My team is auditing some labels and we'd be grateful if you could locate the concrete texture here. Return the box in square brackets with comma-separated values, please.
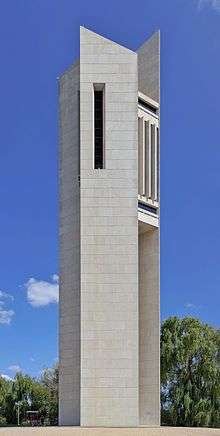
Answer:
[59, 61, 80, 425]
[139, 230, 160, 425]
[80, 26, 138, 427]
[1, 427, 219, 436]
[137, 28, 160, 427]
[59, 27, 161, 428]
[137, 31, 160, 103]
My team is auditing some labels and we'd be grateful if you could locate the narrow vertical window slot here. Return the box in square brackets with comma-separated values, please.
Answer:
[151, 124, 156, 201]
[154, 124, 158, 202]
[142, 119, 146, 197]
[145, 121, 151, 200]
[156, 127, 160, 202]
[94, 84, 104, 169]
[138, 117, 144, 195]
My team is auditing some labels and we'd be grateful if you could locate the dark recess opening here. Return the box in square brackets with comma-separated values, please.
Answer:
[138, 98, 157, 114]
[94, 90, 104, 169]
[138, 201, 157, 215]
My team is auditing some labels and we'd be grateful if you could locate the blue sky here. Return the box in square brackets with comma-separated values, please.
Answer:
[0, 0, 219, 379]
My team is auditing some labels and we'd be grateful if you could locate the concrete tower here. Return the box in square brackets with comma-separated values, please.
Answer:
[59, 27, 160, 427]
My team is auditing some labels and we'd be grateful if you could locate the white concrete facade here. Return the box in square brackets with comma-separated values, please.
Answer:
[59, 27, 160, 427]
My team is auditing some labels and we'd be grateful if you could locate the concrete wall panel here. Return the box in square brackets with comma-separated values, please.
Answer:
[80, 27, 138, 427]
[59, 61, 80, 426]
[139, 229, 160, 426]
[137, 31, 160, 103]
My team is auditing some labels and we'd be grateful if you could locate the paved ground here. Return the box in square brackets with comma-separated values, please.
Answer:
[0, 427, 219, 436]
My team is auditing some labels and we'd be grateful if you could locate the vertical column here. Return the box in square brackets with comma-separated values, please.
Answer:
[139, 229, 160, 426]
[156, 126, 160, 202]
[142, 118, 146, 197]
[59, 62, 81, 426]
[151, 124, 157, 202]
[80, 27, 138, 427]
[137, 28, 160, 428]
[145, 120, 151, 200]
[138, 117, 143, 196]
[154, 124, 158, 202]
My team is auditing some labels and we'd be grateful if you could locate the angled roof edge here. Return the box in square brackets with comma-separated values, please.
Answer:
[59, 59, 79, 80]
[80, 26, 137, 56]
[136, 30, 160, 54]
[136, 30, 160, 103]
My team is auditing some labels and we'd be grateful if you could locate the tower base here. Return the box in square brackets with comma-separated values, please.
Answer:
[1, 426, 219, 436]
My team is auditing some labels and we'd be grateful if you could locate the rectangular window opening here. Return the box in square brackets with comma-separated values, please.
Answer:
[138, 201, 157, 215]
[157, 127, 160, 201]
[94, 84, 105, 169]
[151, 124, 155, 200]
[138, 98, 157, 115]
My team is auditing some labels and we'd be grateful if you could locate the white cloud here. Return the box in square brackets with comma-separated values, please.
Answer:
[185, 303, 196, 308]
[1, 374, 13, 381]
[8, 365, 21, 373]
[30, 357, 35, 362]
[25, 275, 59, 307]
[0, 309, 14, 325]
[184, 302, 202, 310]
[198, 0, 220, 12]
[0, 291, 14, 325]
[52, 274, 59, 283]
[0, 291, 14, 301]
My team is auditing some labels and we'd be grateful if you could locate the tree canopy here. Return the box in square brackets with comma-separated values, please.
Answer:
[0, 317, 220, 427]
[161, 316, 220, 428]
[0, 364, 58, 426]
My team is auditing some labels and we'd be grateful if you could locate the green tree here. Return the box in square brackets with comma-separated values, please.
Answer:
[40, 363, 58, 425]
[161, 316, 220, 427]
[5, 373, 36, 424]
[0, 376, 10, 425]
[0, 365, 58, 426]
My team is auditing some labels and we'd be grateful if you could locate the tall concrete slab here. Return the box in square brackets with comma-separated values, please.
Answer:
[139, 229, 160, 425]
[137, 31, 160, 103]
[137, 30, 160, 426]
[59, 27, 160, 428]
[80, 27, 139, 427]
[59, 61, 81, 425]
